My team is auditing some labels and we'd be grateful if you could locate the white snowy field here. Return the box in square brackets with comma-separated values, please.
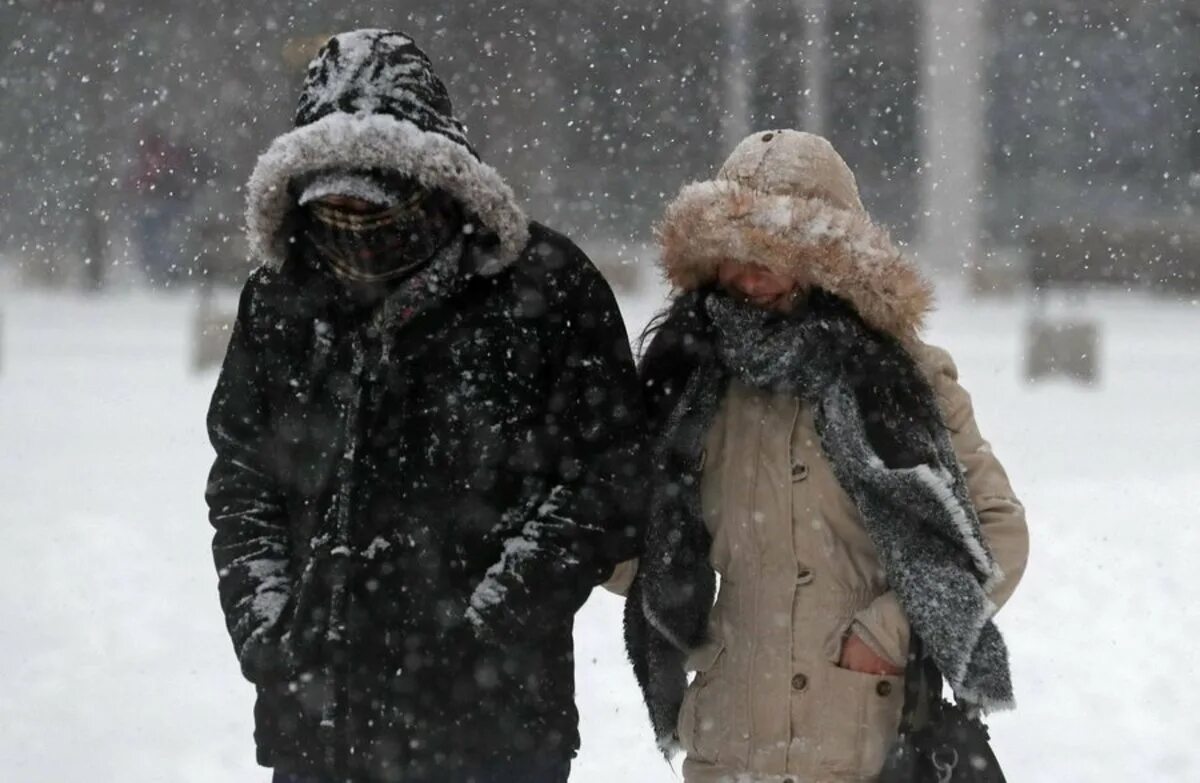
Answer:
[1, 280, 1199, 782]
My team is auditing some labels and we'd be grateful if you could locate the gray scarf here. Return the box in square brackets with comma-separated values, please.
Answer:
[630, 291, 1013, 753]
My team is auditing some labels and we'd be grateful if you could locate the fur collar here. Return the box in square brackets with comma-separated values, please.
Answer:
[246, 112, 529, 273]
[657, 180, 933, 345]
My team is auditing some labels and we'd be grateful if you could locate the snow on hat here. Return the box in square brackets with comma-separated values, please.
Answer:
[246, 29, 528, 273]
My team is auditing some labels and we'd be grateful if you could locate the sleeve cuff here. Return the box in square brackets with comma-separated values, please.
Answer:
[851, 593, 910, 668]
[602, 559, 639, 596]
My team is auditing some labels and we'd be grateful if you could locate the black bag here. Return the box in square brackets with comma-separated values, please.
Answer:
[879, 636, 1006, 783]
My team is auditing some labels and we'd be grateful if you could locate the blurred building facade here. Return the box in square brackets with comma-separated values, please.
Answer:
[0, 0, 1196, 287]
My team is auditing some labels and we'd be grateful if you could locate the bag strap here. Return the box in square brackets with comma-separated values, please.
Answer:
[897, 633, 945, 735]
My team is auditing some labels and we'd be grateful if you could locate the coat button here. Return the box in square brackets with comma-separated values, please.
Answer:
[792, 673, 808, 691]
[876, 681, 894, 697]
[791, 461, 809, 481]
[696, 449, 707, 472]
[795, 567, 814, 585]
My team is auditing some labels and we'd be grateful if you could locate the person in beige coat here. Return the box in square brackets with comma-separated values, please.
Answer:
[619, 130, 1029, 783]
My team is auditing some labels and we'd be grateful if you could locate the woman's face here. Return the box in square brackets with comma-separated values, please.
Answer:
[717, 261, 801, 311]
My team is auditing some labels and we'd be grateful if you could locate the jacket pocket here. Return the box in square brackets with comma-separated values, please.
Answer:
[677, 640, 727, 764]
[858, 667, 904, 777]
[282, 554, 336, 671]
[818, 664, 904, 779]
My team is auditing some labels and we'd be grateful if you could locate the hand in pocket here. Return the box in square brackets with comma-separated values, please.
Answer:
[839, 634, 903, 676]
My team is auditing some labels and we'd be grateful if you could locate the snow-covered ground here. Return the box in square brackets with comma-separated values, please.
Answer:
[1, 280, 1198, 781]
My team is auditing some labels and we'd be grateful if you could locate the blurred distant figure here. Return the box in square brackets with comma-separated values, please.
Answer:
[620, 130, 1029, 782]
[131, 131, 191, 286]
[205, 30, 644, 783]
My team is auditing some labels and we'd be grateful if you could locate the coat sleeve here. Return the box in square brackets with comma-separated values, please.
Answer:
[466, 248, 647, 642]
[205, 272, 293, 682]
[852, 345, 1030, 667]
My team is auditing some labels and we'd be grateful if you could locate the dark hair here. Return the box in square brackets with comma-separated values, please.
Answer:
[637, 300, 678, 358]
[632, 287, 720, 427]
[636, 286, 715, 360]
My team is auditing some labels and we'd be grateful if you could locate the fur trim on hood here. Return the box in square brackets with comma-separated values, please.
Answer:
[245, 30, 528, 274]
[658, 176, 933, 344]
[246, 112, 529, 274]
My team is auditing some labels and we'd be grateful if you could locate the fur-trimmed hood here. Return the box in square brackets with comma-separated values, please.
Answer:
[245, 30, 528, 273]
[657, 130, 933, 344]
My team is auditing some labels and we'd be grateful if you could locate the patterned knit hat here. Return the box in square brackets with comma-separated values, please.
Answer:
[246, 29, 528, 274]
[295, 31, 473, 155]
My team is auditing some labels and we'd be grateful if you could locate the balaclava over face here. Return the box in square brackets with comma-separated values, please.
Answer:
[298, 170, 462, 291]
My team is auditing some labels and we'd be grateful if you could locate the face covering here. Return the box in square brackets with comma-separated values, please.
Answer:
[302, 178, 461, 286]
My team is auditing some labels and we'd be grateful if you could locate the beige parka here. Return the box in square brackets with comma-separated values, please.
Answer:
[612, 130, 1029, 783]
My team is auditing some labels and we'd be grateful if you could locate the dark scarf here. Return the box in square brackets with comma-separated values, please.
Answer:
[302, 188, 462, 294]
[626, 290, 1013, 754]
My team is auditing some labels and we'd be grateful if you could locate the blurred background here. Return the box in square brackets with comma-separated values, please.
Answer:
[1, 1, 1198, 781]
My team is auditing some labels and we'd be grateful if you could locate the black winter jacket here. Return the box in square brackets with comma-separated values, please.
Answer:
[206, 223, 644, 781]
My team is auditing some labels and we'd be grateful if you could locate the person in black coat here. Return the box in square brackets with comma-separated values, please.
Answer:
[205, 30, 645, 783]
